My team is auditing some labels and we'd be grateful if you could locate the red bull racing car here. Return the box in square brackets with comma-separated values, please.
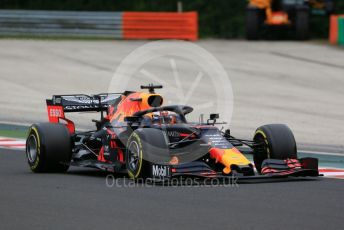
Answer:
[25, 84, 319, 182]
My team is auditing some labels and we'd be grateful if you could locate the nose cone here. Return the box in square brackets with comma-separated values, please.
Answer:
[209, 147, 251, 174]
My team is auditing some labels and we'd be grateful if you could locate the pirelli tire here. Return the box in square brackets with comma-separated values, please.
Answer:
[246, 6, 261, 40]
[253, 124, 297, 173]
[26, 123, 72, 173]
[125, 128, 169, 180]
[295, 6, 309, 40]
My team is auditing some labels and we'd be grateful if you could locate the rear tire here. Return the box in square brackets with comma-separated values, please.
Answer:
[26, 123, 72, 173]
[253, 124, 297, 173]
[246, 6, 261, 40]
[295, 7, 309, 40]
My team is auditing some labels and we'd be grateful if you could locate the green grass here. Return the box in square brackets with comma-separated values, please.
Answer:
[0, 123, 29, 139]
[0, 129, 28, 139]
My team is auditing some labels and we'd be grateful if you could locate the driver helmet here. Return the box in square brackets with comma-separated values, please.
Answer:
[151, 111, 177, 124]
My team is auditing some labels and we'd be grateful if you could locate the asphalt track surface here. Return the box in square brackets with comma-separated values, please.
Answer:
[0, 40, 343, 153]
[1, 148, 343, 230]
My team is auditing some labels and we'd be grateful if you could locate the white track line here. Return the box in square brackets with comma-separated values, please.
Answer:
[299, 150, 344, 157]
[319, 168, 344, 179]
[0, 137, 25, 149]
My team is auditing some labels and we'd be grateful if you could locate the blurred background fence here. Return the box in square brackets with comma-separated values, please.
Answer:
[0, 0, 344, 39]
[0, 10, 198, 40]
[0, 10, 122, 38]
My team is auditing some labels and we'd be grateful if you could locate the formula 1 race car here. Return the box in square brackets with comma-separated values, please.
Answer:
[25, 84, 319, 182]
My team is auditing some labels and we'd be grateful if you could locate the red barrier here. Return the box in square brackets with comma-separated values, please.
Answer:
[329, 15, 339, 44]
[123, 12, 198, 40]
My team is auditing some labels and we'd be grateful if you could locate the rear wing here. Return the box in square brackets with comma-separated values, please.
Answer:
[46, 93, 121, 123]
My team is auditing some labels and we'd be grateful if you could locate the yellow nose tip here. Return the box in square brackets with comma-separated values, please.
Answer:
[223, 167, 231, 174]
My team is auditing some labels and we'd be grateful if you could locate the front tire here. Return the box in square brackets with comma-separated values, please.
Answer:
[125, 131, 149, 179]
[253, 124, 297, 173]
[125, 128, 169, 180]
[26, 123, 72, 173]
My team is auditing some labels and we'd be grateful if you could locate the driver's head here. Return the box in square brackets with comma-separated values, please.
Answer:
[151, 111, 177, 124]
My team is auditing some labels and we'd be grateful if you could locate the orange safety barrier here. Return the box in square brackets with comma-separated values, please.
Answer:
[329, 15, 339, 44]
[122, 12, 198, 41]
[329, 14, 344, 45]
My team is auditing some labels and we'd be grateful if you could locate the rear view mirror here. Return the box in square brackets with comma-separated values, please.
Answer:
[210, 113, 219, 120]
[207, 113, 219, 125]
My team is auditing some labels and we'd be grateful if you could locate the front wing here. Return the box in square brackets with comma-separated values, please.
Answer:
[148, 158, 320, 184]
